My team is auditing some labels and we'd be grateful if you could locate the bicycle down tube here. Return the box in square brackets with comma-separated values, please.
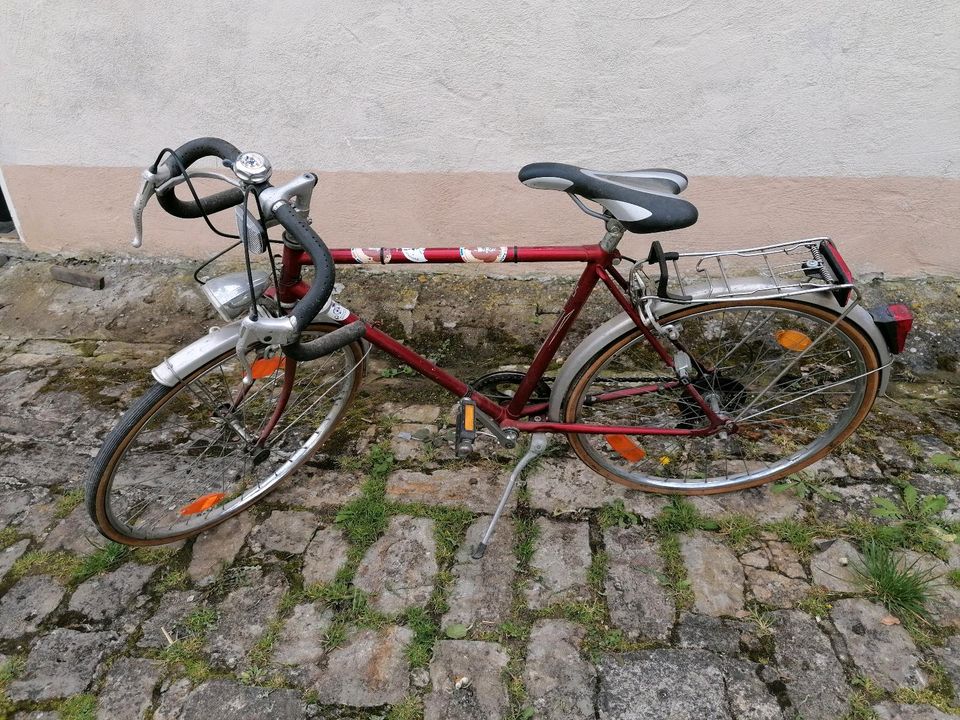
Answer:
[274, 242, 727, 436]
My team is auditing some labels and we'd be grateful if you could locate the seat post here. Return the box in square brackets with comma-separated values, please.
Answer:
[599, 218, 625, 252]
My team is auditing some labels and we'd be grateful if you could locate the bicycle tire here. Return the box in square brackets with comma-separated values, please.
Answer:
[86, 324, 365, 545]
[562, 299, 880, 493]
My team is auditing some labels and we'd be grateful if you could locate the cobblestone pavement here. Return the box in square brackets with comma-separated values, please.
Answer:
[1, 252, 959, 719]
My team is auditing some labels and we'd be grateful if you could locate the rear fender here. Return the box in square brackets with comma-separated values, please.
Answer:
[547, 291, 892, 421]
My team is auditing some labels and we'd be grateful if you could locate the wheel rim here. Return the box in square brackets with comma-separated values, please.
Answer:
[566, 302, 878, 491]
[101, 334, 362, 540]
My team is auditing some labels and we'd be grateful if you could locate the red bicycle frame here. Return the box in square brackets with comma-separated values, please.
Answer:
[275, 242, 725, 437]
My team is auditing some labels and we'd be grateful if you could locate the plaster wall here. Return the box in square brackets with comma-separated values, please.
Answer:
[1, 1, 957, 275]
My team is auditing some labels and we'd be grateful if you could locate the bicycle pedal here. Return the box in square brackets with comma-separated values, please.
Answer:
[455, 397, 478, 458]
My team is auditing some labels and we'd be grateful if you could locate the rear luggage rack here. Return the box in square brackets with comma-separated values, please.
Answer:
[630, 237, 857, 308]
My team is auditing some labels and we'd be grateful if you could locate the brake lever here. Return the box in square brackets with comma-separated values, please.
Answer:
[131, 171, 157, 248]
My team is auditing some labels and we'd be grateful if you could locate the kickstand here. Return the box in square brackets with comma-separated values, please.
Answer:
[471, 433, 549, 560]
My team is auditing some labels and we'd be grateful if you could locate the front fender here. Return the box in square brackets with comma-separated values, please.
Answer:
[151, 302, 362, 387]
[547, 291, 892, 421]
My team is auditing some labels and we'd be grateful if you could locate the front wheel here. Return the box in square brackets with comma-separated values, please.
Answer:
[86, 324, 365, 545]
[563, 299, 880, 493]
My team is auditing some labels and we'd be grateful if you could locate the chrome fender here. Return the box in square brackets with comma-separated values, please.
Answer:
[547, 290, 892, 422]
[151, 303, 358, 387]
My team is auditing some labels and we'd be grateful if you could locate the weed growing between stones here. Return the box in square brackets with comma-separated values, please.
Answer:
[652, 497, 719, 533]
[241, 617, 288, 689]
[766, 520, 816, 557]
[717, 514, 762, 549]
[597, 499, 640, 530]
[156, 606, 217, 682]
[0, 527, 19, 549]
[53, 489, 85, 519]
[656, 535, 694, 610]
[772, 471, 841, 502]
[0, 656, 24, 718]
[948, 569, 960, 589]
[9, 550, 83, 583]
[796, 586, 833, 619]
[850, 540, 938, 624]
[58, 693, 97, 720]
[385, 694, 423, 720]
[73, 542, 131, 583]
[868, 483, 956, 555]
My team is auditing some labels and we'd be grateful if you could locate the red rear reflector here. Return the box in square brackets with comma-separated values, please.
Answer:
[179, 492, 226, 516]
[819, 239, 854, 306]
[605, 435, 647, 462]
[868, 304, 913, 354]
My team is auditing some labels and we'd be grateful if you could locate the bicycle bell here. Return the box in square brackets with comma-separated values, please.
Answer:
[233, 152, 273, 184]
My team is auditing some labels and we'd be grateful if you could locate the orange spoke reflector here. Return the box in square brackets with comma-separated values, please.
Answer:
[776, 329, 813, 352]
[605, 434, 647, 462]
[251, 356, 286, 379]
[179, 492, 226, 516]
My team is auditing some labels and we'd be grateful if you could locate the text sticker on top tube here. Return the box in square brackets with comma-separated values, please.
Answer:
[460, 246, 508, 263]
[400, 248, 428, 263]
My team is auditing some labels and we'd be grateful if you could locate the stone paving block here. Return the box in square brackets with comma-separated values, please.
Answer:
[679, 531, 745, 617]
[523, 620, 595, 720]
[12, 712, 61, 720]
[312, 625, 412, 706]
[0, 575, 65, 639]
[6, 489, 58, 538]
[745, 568, 810, 608]
[910, 473, 960, 522]
[872, 702, 957, 720]
[689, 486, 801, 522]
[40, 505, 103, 555]
[354, 515, 437, 613]
[8, 628, 121, 701]
[386, 467, 513, 513]
[97, 657, 163, 720]
[137, 590, 199, 649]
[381, 402, 443, 423]
[0, 539, 30, 582]
[811, 483, 901, 524]
[206, 570, 287, 669]
[68, 563, 156, 621]
[153, 678, 192, 720]
[675, 613, 744, 655]
[425, 640, 510, 720]
[390, 422, 439, 461]
[810, 538, 863, 592]
[248, 510, 318, 555]
[771, 610, 849, 720]
[187, 512, 254, 586]
[841, 452, 883, 480]
[830, 598, 926, 691]
[301, 525, 349, 587]
[603, 527, 674, 640]
[526, 458, 668, 517]
[273, 603, 332, 667]
[597, 649, 782, 720]
[442, 516, 515, 631]
[269, 469, 362, 510]
[179, 680, 306, 720]
[525, 518, 591, 610]
[875, 436, 915, 470]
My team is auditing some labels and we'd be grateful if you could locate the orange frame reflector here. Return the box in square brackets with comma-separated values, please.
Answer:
[605, 434, 647, 462]
[251, 356, 286, 379]
[179, 492, 227, 516]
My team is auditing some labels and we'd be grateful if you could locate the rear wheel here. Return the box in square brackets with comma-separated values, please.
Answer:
[563, 299, 880, 493]
[86, 324, 365, 544]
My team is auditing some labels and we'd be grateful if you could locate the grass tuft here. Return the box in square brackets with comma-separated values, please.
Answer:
[54, 489, 85, 519]
[386, 695, 424, 720]
[59, 694, 98, 720]
[851, 540, 939, 623]
[653, 497, 718, 534]
[72, 542, 131, 583]
[10, 550, 83, 582]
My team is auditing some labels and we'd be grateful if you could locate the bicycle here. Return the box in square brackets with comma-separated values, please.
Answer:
[85, 137, 914, 556]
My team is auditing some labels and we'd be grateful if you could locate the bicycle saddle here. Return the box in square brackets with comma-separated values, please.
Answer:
[519, 162, 699, 234]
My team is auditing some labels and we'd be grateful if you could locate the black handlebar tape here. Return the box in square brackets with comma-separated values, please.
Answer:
[271, 202, 336, 332]
[155, 137, 245, 219]
[283, 322, 366, 361]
